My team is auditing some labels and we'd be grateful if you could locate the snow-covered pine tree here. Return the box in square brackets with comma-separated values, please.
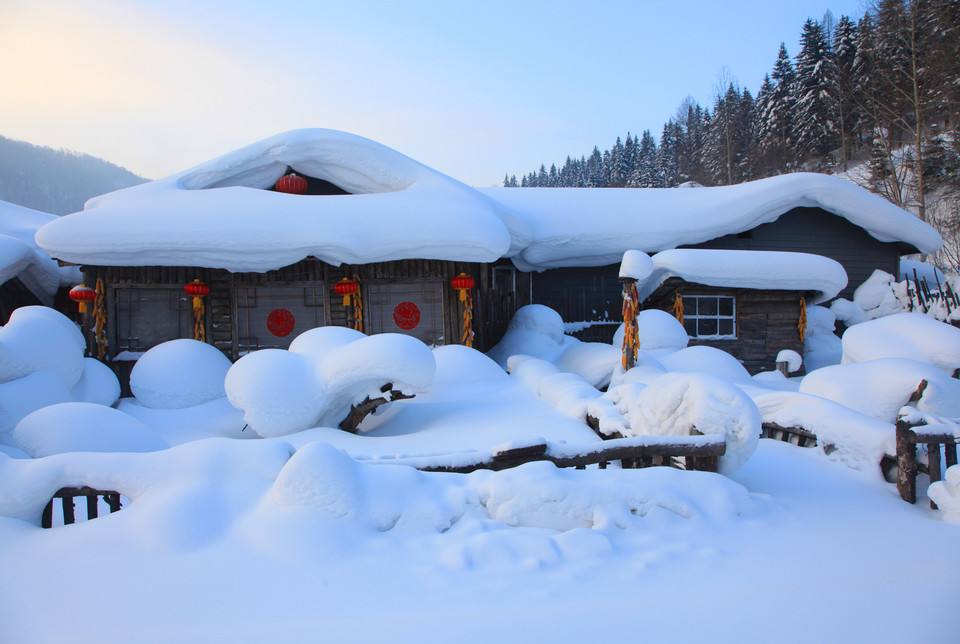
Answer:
[657, 122, 682, 187]
[830, 15, 860, 168]
[794, 19, 837, 165]
[759, 43, 797, 172]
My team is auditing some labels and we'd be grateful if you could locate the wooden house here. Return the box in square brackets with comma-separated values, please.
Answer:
[36, 129, 942, 379]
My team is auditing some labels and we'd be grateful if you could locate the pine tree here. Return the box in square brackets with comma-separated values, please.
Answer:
[759, 43, 797, 171]
[831, 15, 860, 167]
[657, 122, 682, 187]
[794, 19, 837, 164]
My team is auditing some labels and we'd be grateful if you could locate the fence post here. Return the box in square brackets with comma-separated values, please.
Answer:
[895, 419, 918, 504]
[927, 442, 942, 510]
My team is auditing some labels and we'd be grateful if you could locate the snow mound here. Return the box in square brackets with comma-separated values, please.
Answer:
[620, 372, 760, 473]
[800, 358, 960, 422]
[12, 402, 167, 457]
[612, 309, 689, 352]
[618, 249, 653, 280]
[226, 329, 435, 437]
[0, 371, 72, 443]
[775, 350, 802, 373]
[431, 345, 509, 385]
[841, 312, 960, 374]
[489, 305, 617, 388]
[70, 358, 121, 407]
[659, 345, 752, 383]
[0, 306, 85, 388]
[852, 269, 905, 318]
[637, 249, 848, 304]
[803, 305, 841, 371]
[36, 129, 514, 271]
[130, 339, 232, 409]
[928, 465, 960, 524]
[118, 397, 248, 445]
[508, 356, 626, 437]
[746, 388, 895, 473]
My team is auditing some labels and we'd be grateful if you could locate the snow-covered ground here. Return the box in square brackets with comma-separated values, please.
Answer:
[1, 303, 959, 643]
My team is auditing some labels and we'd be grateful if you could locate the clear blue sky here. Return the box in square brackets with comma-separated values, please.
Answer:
[1, 0, 868, 186]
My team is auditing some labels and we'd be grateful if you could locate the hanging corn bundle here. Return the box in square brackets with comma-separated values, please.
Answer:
[451, 272, 475, 347]
[621, 278, 640, 370]
[352, 275, 364, 333]
[672, 289, 684, 324]
[183, 278, 210, 342]
[93, 278, 109, 360]
[334, 277, 363, 332]
[798, 297, 807, 343]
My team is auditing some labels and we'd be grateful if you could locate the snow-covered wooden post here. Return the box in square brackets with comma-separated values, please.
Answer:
[619, 251, 653, 372]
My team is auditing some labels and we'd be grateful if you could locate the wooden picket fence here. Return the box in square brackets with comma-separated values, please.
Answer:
[41, 486, 122, 529]
[894, 415, 960, 509]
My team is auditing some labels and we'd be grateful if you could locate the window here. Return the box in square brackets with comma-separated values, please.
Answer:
[682, 295, 736, 339]
[114, 287, 194, 353]
[492, 266, 516, 293]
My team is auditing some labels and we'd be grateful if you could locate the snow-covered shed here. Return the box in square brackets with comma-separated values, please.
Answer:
[36, 129, 941, 375]
[0, 200, 78, 322]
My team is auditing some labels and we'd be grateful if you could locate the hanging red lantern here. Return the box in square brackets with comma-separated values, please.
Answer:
[274, 173, 308, 195]
[184, 279, 210, 342]
[183, 278, 210, 298]
[334, 277, 359, 307]
[450, 272, 475, 302]
[69, 284, 96, 313]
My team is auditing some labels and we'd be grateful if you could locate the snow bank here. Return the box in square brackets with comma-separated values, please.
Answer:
[800, 358, 960, 422]
[0, 371, 71, 443]
[488, 305, 617, 388]
[611, 309, 689, 352]
[841, 312, 960, 374]
[11, 403, 167, 457]
[130, 339, 232, 409]
[36, 129, 514, 271]
[617, 372, 759, 473]
[482, 172, 942, 270]
[928, 465, 960, 524]
[618, 250, 653, 280]
[803, 305, 842, 371]
[0, 199, 75, 302]
[118, 397, 248, 444]
[226, 328, 436, 437]
[636, 249, 848, 304]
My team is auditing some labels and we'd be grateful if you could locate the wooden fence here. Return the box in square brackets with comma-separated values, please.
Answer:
[41, 486, 122, 529]
[761, 422, 818, 448]
[363, 434, 727, 474]
[895, 415, 959, 509]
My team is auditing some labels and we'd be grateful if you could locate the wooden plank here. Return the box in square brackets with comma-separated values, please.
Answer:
[928, 442, 942, 510]
[61, 495, 75, 525]
[946, 441, 958, 469]
[107, 493, 121, 513]
[86, 494, 98, 520]
[896, 421, 918, 503]
[41, 501, 53, 529]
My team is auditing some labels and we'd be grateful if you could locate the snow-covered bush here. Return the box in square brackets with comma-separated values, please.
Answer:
[803, 305, 842, 371]
[841, 312, 960, 374]
[619, 372, 760, 473]
[928, 465, 960, 524]
[488, 304, 618, 388]
[226, 328, 435, 437]
[12, 402, 167, 457]
[130, 339, 232, 409]
[799, 358, 960, 423]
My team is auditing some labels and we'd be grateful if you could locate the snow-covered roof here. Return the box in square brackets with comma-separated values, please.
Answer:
[0, 200, 78, 302]
[36, 129, 514, 272]
[36, 130, 941, 273]
[635, 249, 848, 304]
[483, 173, 942, 270]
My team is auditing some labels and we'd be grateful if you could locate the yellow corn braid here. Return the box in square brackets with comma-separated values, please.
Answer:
[352, 275, 364, 333]
[673, 290, 684, 324]
[460, 289, 474, 347]
[621, 280, 640, 370]
[798, 297, 807, 343]
[94, 278, 108, 360]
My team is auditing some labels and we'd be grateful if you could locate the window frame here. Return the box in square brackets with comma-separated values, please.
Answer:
[682, 294, 737, 340]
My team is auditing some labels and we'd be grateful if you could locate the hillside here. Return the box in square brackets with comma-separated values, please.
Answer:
[0, 135, 147, 215]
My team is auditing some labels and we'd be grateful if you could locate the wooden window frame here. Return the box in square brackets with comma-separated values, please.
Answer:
[683, 294, 737, 340]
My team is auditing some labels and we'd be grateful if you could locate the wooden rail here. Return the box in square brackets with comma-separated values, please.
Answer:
[761, 422, 818, 448]
[895, 417, 959, 509]
[41, 487, 122, 529]
[367, 435, 726, 474]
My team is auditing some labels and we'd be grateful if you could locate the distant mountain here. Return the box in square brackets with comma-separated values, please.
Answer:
[0, 135, 147, 215]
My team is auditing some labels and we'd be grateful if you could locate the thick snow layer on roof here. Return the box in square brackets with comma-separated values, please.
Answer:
[36, 129, 514, 271]
[0, 200, 74, 302]
[483, 172, 941, 270]
[635, 248, 848, 304]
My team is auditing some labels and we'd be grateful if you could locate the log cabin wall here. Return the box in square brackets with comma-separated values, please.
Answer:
[644, 278, 807, 374]
[81, 259, 518, 377]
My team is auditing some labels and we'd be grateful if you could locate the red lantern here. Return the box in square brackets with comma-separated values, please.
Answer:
[450, 272, 475, 302]
[69, 284, 96, 313]
[183, 279, 210, 298]
[274, 173, 308, 195]
[334, 277, 359, 307]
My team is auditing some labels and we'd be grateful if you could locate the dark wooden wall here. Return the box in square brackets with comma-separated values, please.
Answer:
[645, 278, 806, 374]
[684, 206, 906, 299]
[529, 266, 622, 343]
[0, 278, 43, 324]
[83, 258, 522, 367]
